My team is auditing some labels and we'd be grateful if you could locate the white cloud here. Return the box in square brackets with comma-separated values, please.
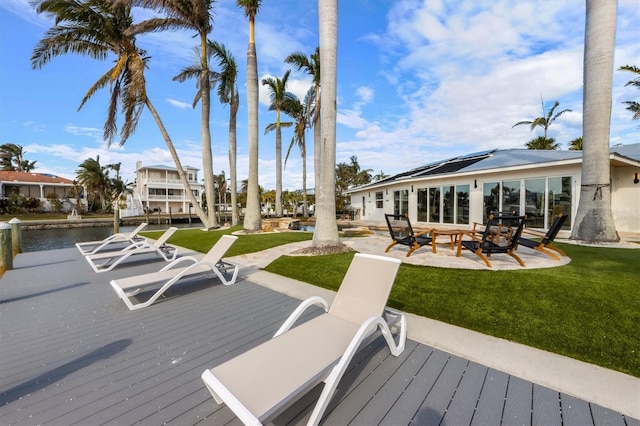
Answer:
[167, 98, 192, 109]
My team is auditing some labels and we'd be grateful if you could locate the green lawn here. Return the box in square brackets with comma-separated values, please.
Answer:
[146, 226, 640, 377]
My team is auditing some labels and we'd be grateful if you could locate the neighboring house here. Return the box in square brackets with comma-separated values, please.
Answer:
[134, 161, 202, 214]
[346, 143, 640, 234]
[0, 171, 84, 212]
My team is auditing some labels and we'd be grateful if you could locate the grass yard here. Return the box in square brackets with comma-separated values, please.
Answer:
[145, 226, 640, 377]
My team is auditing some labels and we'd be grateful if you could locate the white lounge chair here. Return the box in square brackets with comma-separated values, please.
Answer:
[75, 222, 148, 255]
[201, 253, 406, 426]
[84, 227, 179, 273]
[109, 235, 239, 310]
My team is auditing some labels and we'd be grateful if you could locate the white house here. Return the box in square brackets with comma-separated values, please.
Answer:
[0, 171, 85, 212]
[133, 162, 202, 215]
[346, 144, 640, 234]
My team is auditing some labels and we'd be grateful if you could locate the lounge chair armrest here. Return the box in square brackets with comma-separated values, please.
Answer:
[273, 296, 329, 338]
[414, 229, 431, 237]
[308, 314, 406, 425]
[158, 255, 199, 271]
[201, 370, 261, 425]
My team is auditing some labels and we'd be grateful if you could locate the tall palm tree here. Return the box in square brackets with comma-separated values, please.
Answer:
[313, 0, 342, 249]
[525, 136, 560, 150]
[283, 88, 313, 218]
[76, 156, 110, 212]
[619, 65, 640, 120]
[285, 47, 321, 198]
[125, 0, 218, 229]
[262, 70, 295, 217]
[571, 0, 619, 242]
[0, 143, 37, 172]
[513, 100, 571, 140]
[210, 40, 240, 225]
[31, 0, 206, 226]
[568, 136, 583, 151]
[237, 0, 262, 232]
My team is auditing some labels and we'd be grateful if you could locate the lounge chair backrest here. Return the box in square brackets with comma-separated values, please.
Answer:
[129, 222, 148, 238]
[151, 227, 178, 248]
[542, 214, 568, 244]
[481, 214, 526, 251]
[385, 214, 415, 240]
[329, 253, 401, 325]
[201, 235, 238, 263]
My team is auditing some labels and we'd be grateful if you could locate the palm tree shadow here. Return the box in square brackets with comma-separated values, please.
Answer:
[0, 281, 91, 304]
[0, 339, 132, 405]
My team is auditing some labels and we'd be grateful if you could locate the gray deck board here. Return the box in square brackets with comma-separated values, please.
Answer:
[502, 375, 533, 426]
[1, 248, 638, 426]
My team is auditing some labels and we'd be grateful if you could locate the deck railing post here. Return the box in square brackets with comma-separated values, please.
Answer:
[0, 222, 13, 274]
[9, 218, 22, 257]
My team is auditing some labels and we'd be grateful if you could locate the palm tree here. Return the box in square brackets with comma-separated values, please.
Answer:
[263, 70, 295, 217]
[619, 65, 640, 120]
[571, 0, 619, 242]
[237, 0, 262, 232]
[31, 0, 206, 226]
[313, 0, 343, 249]
[210, 41, 240, 225]
[125, 0, 218, 229]
[513, 100, 571, 144]
[106, 162, 133, 233]
[285, 47, 321, 199]
[568, 136, 583, 150]
[525, 136, 559, 150]
[76, 156, 110, 212]
[283, 88, 313, 218]
[0, 143, 37, 172]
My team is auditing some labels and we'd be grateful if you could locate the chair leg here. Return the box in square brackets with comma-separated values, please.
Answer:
[546, 244, 567, 257]
[535, 246, 560, 261]
[406, 243, 419, 257]
[385, 241, 397, 253]
[508, 251, 526, 267]
[474, 249, 493, 268]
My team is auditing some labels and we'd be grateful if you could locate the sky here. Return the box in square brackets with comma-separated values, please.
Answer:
[0, 0, 639, 191]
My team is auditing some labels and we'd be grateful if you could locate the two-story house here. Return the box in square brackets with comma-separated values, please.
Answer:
[134, 161, 202, 214]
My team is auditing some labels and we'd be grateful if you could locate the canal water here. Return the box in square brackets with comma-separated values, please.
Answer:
[21, 223, 199, 252]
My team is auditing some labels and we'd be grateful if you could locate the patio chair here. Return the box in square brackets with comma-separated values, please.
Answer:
[518, 213, 568, 260]
[201, 253, 406, 426]
[75, 222, 148, 255]
[457, 214, 526, 268]
[109, 235, 239, 310]
[84, 227, 179, 273]
[384, 213, 432, 256]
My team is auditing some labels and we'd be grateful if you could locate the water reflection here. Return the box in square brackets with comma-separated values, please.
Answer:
[21, 223, 199, 252]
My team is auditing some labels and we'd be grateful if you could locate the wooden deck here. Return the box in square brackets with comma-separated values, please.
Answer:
[1, 248, 638, 425]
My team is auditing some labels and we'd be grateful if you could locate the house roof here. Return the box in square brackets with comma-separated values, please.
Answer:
[0, 171, 75, 185]
[137, 164, 199, 172]
[349, 143, 640, 192]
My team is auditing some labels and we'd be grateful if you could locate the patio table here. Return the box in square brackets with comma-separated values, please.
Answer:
[430, 228, 469, 253]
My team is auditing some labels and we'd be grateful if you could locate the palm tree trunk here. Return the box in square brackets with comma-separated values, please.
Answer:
[229, 96, 239, 226]
[244, 22, 261, 231]
[200, 67, 218, 229]
[313, 0, 341, 247]
[571, 0, 619, 242]
[313, 88, 321, 212]
[275, 109, 283, 217]
[302, 137, 308, 218]
[145, 98, 211, 226]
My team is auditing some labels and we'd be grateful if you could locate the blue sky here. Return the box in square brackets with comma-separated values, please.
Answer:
[1, 0, 639, 191]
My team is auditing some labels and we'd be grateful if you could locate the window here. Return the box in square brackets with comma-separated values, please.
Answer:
[443, 185, 455, 224]
[456, 185, 470, 224]
[417, 188, 429, 222]
[429, 187, 440, 222]
[548, 176, 572, 229]
[393, 190, 408, 216]
[482, 177, 572, 229]
[375, 191, 383, 208]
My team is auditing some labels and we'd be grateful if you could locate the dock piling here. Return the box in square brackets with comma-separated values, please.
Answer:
[0, 222, 13, 274]
[9, 218, 22, 256]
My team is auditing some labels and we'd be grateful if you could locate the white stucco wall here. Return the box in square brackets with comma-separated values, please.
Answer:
[348, 162, 640, 233]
